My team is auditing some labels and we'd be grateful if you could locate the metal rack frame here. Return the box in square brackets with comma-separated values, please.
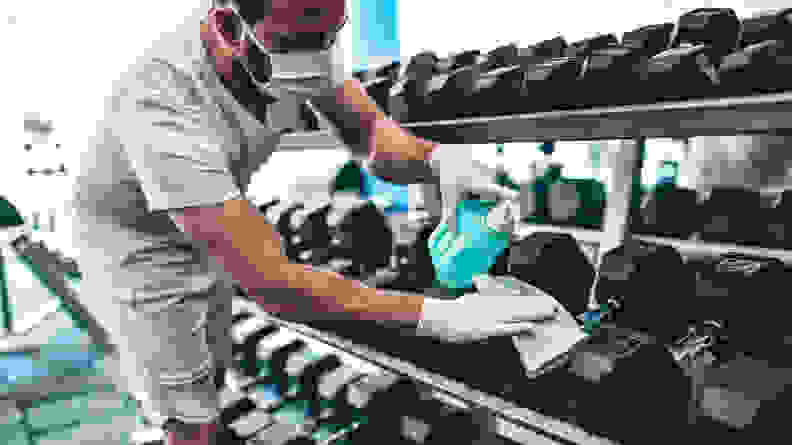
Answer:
[270, 91, 792, 445]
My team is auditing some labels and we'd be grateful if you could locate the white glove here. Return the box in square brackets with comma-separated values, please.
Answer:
[367, 144, 518, 234]
[428, 144, 519, 235]
[416, 275, 561, 343]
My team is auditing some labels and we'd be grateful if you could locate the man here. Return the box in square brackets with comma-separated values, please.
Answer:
[69, 1, 546, 444]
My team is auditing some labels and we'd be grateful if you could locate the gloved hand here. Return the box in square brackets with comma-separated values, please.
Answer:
[416, 275, 561, 343]
[368, 144, 519, 234]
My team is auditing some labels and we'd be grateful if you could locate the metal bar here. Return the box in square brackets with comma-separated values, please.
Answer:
[400, 92, 792, 143]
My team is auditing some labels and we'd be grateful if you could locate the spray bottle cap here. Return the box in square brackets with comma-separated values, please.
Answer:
[486, 200, 516, 234]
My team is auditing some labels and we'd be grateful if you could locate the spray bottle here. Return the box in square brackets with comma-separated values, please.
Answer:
[428, 198, 516, 291]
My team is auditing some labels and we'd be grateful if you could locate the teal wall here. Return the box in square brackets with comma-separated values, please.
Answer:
[350, 0, 401, 71]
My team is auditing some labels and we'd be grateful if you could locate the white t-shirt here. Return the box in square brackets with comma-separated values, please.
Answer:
[67, 13, 286, 383]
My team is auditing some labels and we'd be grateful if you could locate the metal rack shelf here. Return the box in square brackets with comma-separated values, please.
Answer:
[632, 235, 792, 263]
[246, 305, 616, 445]
[400, 92, 792, 143]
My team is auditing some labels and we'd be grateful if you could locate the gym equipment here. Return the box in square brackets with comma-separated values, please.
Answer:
[563, 34, 619, 58]
[765, 190, 792, 248]
[498, 34, 615, 113]
[508, 232, 596, 316]
[277, 203, 306, 261]
[519, 325, 691, 445]
[636, 8, 741, 103]
[480, 44, 520, 71]
[290, 355, 344, 417]
[719, 39, 792, 97]
[342, 375, 427, 445]
[329, 199, 394, 278]
[299, 102, 321, 132]
[694, 253, 790, 362]
[388, 52, 441, 122]
[26, 164, 67, 176]
[439, 37, 569, 118]
[636, 183, 700, 239]
[594, 238, 696, 343]
[516, 53, 586, 113]
[739, 8, 792, 48]
[231, 315, 282, 381]
[365, 221, 438, 293]
[295, 204, 335, 265]
[697, 187, 767, 246]
[375, 61, 402, 80]
[540, 165, 607, 229]
[622, 22, 676, 55]
[259, 198, 282, 216]
[721, 9, 792, 96]
[576, 23, 674, 107]
[363, 76, 397, 115]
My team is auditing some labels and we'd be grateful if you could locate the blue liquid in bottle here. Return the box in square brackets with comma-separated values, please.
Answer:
[428, 200, 512, 290]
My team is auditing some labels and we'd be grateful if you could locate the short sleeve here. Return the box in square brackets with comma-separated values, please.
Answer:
[113, 58, 242, 213]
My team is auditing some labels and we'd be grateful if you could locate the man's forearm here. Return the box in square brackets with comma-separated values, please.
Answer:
[246, 263, 424, 329]
[311, 79, 436, 162]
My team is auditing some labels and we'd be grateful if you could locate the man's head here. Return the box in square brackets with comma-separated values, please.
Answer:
[204, 0, 346, 100]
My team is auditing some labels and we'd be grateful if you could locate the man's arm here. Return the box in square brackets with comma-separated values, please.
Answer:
[170, 199, 424, 328]
[310, 79, 437, 163]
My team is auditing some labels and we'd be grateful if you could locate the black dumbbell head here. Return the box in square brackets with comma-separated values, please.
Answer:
[740, 8, 792, 48]
[621, 23, 675, 56]
[564, 34, 619, 57]
[671, 8, 740, 52]
[508, 232, 595, 315]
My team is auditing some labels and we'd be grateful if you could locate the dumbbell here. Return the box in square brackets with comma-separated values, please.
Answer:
[353, 68, 378, 84]
[230, 312, 282, 382]
[508, 232, 596, 316]
[697, 187, 767, 246]
[637, 183, 700, 239]
[388, 51, 441, 122]
[519, 34, 618, 113]
[26, 164, 67, 176]
[342, 375, 424, 445]
[594, 238, 697, 344]
[739, 8, 792, 48]
[575, 23, 674, 107]
[299, 102, 321, 131]
[719, 39, 792, 97]
[720, 8, 792, 96]
[285, 354, 344, 412]
[259, 198, 282, 216]
[451, 37, 569, 118]
[375, 61, 402, 81]
[363, 76, 397, 115]
[695, 253, 790, 361]
[522, 324, 691, 445]
[294, 204, 335, 265]
[636, 8, 741, 103]
[563, 34, 619, 58]
[272, 200, 334, 265]
[277, 203, 307, 261]
[364, 220, 437, 292]
[326, 198, 394, 279]
[765, 190, 792, 248]
[479, 43, 520, 71]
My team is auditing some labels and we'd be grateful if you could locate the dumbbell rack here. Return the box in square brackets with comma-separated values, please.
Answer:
[232, 299, 616, 445]
[283, 91, 792, 268]
[271, 90, 792, 444]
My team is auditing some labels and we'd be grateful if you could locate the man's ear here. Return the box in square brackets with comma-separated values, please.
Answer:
[201, 8, 246, 82]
